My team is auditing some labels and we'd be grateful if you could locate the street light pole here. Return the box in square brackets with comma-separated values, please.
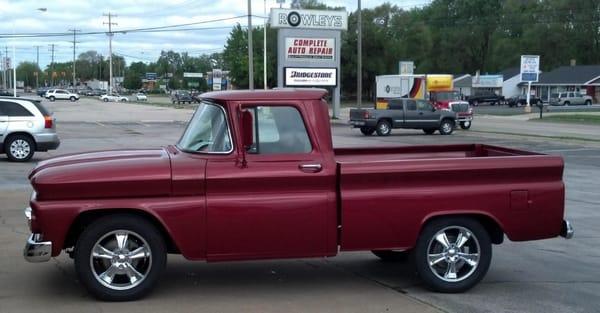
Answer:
[357, 0, 362, 108]
[263, 0, 267, 90]
[247, 0, 254, 90]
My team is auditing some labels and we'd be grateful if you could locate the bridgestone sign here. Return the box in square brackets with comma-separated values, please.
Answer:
[270, 9, 348, 30]
[284, 67, 337, 87]
[286, 38, 334, 60]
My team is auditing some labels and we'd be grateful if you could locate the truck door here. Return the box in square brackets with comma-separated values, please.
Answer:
[205, 103, 336, 261]
[387, 99, 405, 127]
[403, 99, 419, 127]
[414, 100, 439, 128]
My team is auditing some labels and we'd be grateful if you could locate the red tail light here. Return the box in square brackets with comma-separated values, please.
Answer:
[363, 111, 370, 119]
[44, 116, 53, 128]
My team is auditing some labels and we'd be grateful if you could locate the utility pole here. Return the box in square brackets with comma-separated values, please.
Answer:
[263, 0, 267, 90]
[48, 44, 55, 86]
[0, 49, 4, 89]
[247, 0, 254, 90]
[357, 0, 362, 108]
[68, 29, 81, 89]
[34, 45, 42, 89]
[103, 12, 117, 94]
[4, 46, 8, 90]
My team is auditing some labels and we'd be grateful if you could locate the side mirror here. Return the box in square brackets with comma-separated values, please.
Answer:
[241, 110, 253, 149]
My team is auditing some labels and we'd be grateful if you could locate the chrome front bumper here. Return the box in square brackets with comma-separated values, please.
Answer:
[560, 220, 574, 239]
[23, 207, 52, 262]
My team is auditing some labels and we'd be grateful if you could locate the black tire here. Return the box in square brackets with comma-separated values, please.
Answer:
[49, 96, 55, 102]
[472, 100, 478, 107]
[414, 217, 492, 293]
[375, 120, 392, 136]
[585, 100, 592, 106]
[360, 127, 375, 136]
[4, 134, 35, 162]
[563, 101, 570, 106]
[459, 121, 471, 130]
[70, 96, 76, 102]
[439, 119, 454, 135]
[372, 250, 411, 262]
[423, 128, 436, 135]
[74, 214, 166, 301]
[103, 98, 109, 102]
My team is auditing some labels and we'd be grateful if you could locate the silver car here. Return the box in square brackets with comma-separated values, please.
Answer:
[0, 98, 60, 161]
[549, 92, 593, 106]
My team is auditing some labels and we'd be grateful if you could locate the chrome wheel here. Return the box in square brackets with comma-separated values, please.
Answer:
[10, 139, 31, 160]
[90, 230, 152, 291]
[427, 226, 480, 283]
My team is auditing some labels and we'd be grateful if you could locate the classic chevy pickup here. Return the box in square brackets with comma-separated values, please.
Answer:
[24, 89, 573, 301]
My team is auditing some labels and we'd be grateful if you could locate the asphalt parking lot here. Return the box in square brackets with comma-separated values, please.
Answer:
[1, 97, 599, 312]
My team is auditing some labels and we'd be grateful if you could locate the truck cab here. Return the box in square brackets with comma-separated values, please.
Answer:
[429, 90, 473, 130]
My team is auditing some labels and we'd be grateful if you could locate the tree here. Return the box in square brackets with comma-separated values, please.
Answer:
[16, 62, 43, 88]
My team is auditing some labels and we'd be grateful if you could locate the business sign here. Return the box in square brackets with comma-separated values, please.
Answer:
[285, 37, 334, 60]
[472, 75, 503, 88]
[183, 72, 203, 78]
[270, 9, 348, 30]
[520, 55, 540, 82]
[145, 72, 157, 80]
[399, 61, 414, 75]
[212, 69, 222, 91]
[284, 67, 337, 87]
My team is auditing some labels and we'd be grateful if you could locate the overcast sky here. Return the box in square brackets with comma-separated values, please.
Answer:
[0, 0, 430, 68]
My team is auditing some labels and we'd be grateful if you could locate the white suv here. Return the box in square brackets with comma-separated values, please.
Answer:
[45, 89, 80, 102]
[549, 92, 593, 106]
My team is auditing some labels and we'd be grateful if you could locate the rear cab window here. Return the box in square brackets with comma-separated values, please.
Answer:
[245, 106, 312, 155]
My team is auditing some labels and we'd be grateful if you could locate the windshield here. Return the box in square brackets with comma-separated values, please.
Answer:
[434, 91, 461, 101]
[177, 101, 232, 153]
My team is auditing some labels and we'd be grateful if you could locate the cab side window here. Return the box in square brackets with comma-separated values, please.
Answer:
[246, 106, 312, 155]
[388, 100, 403, 110]
[417, 100, 433, 111]
[0, 101, 34, 117]
[405, 100, 417, 111]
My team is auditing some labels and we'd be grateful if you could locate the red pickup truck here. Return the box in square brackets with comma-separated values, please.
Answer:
[24, 89, 573, 301]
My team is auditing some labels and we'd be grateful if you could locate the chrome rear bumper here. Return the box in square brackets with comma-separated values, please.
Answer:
[560, 220, 574, 239]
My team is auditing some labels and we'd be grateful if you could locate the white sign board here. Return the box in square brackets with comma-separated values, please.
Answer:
[285, 38, 334, 60]
[183, 72, 203, 78]
[212, 69, 222, 91]
[399, 61, 414, 75]
[520, 55, 540, 82]
[472, 75, 503, 88]
[270, 9, 348, 30]
[284, 67, 337, 87]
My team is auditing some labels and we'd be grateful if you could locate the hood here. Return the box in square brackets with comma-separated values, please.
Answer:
[30, 148, 172, 201]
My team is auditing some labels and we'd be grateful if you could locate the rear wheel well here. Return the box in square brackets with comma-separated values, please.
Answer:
[422, 214, 504, 244]
[378, 117, 393, 126]
[4, 132, 36, 148]
[64, 209, 180, 254]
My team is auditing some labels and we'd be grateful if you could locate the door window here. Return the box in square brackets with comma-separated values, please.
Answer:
[178, 101, 232, 153]
[405, 100, 417, 111]
[388, 100, 403, 110]
[416, 100, 433, 111]
[0, 101, 34, 117]
[246, 106, 312, 155]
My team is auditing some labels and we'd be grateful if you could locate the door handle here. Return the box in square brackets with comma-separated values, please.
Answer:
[299, 163, 322, 173]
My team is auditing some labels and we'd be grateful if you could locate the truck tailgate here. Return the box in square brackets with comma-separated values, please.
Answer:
[335, 144, 565, 251]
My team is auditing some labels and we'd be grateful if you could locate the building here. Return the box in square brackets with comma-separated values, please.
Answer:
[453, 74, 472, 97]
[500, 67, 521, 98]
[528, 65, 600, 103]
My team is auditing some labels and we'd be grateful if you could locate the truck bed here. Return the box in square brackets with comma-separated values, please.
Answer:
[335, 144, 565, 252]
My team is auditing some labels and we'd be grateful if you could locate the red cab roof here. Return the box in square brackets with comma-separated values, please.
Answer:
[200, 88, 328, 101]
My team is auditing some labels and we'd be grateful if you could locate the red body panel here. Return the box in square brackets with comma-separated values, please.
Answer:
[27, 89, 567, 261]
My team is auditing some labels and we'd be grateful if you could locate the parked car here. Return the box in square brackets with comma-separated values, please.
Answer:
[85, 89, 103, 96]
[0, 97, 59, 161]
[467, 91, 505, 106]
[23, 89, 573, 301]
[349, 98, 457, 136]
[171, 90, 193, 104]
[549, 92, 593, 106]
[135, 93, 148, 101]
[0, 89, 16, 97]
[507, 94, 543, 107]
[36, 87, 50, 97]
[100, 94, 129, 102]
[44, 89, 79, 102]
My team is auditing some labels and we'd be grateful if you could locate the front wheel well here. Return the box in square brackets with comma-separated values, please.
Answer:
[422, 214, 504, 244]
[64, 209, 180, 254]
